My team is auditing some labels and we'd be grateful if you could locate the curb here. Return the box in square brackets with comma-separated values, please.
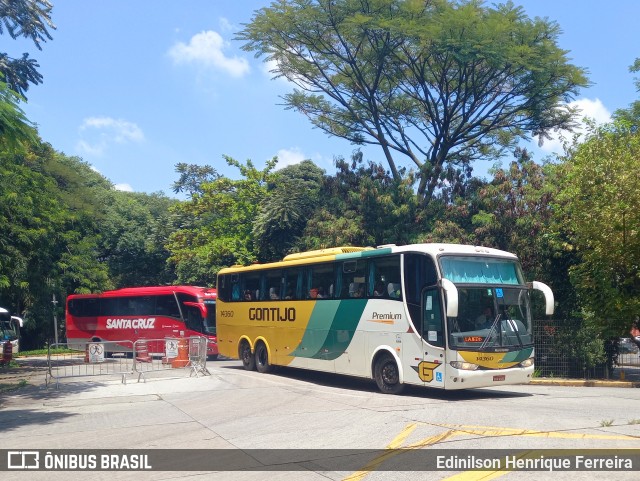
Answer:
[531, 378, 640, 388]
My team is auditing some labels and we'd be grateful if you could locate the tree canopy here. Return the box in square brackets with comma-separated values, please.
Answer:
[555, 121, 640, 335]
[239, 0, 589, 205]
[0, 0, 55, 97]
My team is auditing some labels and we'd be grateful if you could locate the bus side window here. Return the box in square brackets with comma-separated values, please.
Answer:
[156, 295, 180, 319]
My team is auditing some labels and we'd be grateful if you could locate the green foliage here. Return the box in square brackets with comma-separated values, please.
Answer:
[98, 190, 177, 287]
[614, 58, 640, 128]
[240, 0, 588, 205]
[167, 156, 276, 284]
[0, 77, 36, 149]
[300, 151, 416, 249]
[0, 0, 55, 97]
[554, 121, 640, 336]
[253, 160, 325, 261]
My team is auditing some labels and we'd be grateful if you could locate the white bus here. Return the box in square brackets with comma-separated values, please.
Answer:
[216, 244, 554, 393]
[1, 307, 23, 354]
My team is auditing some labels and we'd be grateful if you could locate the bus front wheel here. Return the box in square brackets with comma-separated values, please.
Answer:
[374, 353, 404, 395]
[239, 340, 255, 371]
[255, 342, 272, 374]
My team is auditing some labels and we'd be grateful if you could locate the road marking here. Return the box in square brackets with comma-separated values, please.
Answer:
[344, 422, 640, 481]
[343, 423, 438, 481]
[436, 423, 640, 441]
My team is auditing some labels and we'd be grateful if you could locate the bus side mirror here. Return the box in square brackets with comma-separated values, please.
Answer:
[183, 301, 206, 318]
[529, 281, 555, 316]
[441, 278, 458, 318]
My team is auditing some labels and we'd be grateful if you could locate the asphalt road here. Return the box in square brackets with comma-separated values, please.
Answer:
[1, 358, 639, 481]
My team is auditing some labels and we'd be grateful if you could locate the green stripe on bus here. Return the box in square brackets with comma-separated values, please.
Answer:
[290, 301, 341, 358]
[310, 298, 368, 361]
[335, 248, 391, 261]
[501, 347, 533, 363]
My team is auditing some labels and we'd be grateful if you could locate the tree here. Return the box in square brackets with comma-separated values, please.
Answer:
[239, 0, 588, 205]
[171, 162, 220, 196]
[614, 58, 640, 128]
[555, 121, 640, 336]
[167, 156, 276, 284]
[300, 151, 416, 248]
[253, 160, 325, 261]
[98, 190, 177, 287]
[0, 0, 55, 97]
[0, 78, 36, 149]
[0, 141, 112, 347]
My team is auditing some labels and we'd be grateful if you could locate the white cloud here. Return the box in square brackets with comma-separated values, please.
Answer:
[275, 148, 306, 170]
[168, 30, 250, 78]
[76, 116, 144, 156]
[218, 17, 234, 33]
[539, 98, 612, 154]
[114, 183, 134, 192]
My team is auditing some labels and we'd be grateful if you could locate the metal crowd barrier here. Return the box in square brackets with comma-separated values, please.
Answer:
[46, 336, 211, 388]
[132, 336, 210, 381]
[46, 341, 135, 388]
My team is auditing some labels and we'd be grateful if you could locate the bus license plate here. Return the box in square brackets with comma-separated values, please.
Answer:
[493, 375, 505, 381]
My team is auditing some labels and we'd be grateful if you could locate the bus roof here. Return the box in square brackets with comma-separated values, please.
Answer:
[218, 243, 518, 274]
[67, 285, 217, 300]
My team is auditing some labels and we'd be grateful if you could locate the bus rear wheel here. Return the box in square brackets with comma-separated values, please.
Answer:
[255, 342, 272, 374]
[238, 340, 255, 371]
[374, 353, 404, 394]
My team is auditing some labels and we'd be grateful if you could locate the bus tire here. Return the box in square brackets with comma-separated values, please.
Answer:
[255, 342, 272, 374]
[207, 354, 219, 361]
[374, 353, 404, 394]
[238, 340, 255, 371]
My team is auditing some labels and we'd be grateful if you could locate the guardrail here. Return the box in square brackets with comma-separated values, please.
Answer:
[46, 336, 210, 388]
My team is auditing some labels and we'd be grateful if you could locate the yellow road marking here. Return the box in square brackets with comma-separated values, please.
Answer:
[344, 422, 640, 481]
[343, 423, 428, 481]
[437, 424, 640, 441]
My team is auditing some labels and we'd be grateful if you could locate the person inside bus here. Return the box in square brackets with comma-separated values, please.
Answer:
[373, 282, 386, 297]
[475, 306, 494, 329]
[269, 287, 279, 300]
[244, 290, 253, 301]
[316, 286, 327, 298]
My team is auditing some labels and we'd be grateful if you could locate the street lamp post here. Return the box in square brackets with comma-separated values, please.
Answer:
[52, 294, 58, 345]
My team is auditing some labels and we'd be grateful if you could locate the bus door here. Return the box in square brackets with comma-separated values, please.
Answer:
[419, 286, 446, 388]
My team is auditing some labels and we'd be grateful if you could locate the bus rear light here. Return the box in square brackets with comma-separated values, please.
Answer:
[449, 361, 478, 371]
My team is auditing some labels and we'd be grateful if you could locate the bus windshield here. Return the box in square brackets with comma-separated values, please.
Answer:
[1, 319, 18, 342]
[203, 300, 216, 335]
[447, 286, 533, 350]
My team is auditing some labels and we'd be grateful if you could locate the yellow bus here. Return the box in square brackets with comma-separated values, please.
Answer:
[216, 244, 554, 393]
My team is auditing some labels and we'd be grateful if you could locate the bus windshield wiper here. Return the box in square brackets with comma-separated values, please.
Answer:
[481, 313, 502, 349]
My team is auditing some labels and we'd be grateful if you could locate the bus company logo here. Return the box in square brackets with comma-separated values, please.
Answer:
[105, 318, 156, 329]
[414, 361, 441, 383]
[8, 451, 39, 469]
[249, 307, 295, 322]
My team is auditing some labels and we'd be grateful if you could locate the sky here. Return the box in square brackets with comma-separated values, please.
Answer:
[13, 0, 640, 196]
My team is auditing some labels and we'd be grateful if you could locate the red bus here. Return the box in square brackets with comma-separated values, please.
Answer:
[65, 286, 218, 359]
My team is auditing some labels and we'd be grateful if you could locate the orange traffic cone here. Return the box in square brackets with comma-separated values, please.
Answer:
[171, 338, 189, 368]
[136, 339, 152, 363]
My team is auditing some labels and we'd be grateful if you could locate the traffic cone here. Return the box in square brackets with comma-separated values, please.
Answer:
[135, 339, 152, 363]
[171, 338, 189, 368]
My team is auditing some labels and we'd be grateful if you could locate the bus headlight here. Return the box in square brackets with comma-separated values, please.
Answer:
[519, 357, 534, 368]
[449, 361, 478, 371]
